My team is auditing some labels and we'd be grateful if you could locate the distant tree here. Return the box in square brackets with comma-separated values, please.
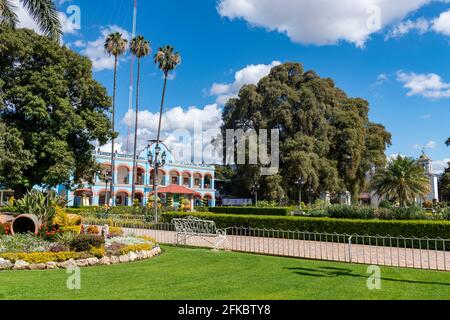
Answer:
[0, 0, 61, 41]
[104, 32, 128, 204]
[0, 28, 113, 197]
[439, 162, 450, 202]
[371, 156, 430, 207]
[446, 138, 450, 147]
[220, 63, 392, 202]
[152, 45, 181, 216]
[130, 35, 151, 201]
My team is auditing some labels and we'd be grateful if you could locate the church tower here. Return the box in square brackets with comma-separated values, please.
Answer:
[417, 150, 439, 202]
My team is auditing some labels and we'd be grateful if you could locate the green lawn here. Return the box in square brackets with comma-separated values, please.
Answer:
[0, 246, 449, 300]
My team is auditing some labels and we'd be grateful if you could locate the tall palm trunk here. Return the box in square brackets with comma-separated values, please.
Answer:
[110, 55, 118, 206]
[153, 73, 168, 222]
[131, 57, 142, 202]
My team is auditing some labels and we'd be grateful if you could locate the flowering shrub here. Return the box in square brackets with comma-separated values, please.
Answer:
[86, 225, 100, 235]
[108, 227, 123, 238]
[69, 235, 105, 252]
[118, 244, 151, 255]
[105, 236, 150, 246]
[89, 246, 106, 258]
[0, 223, 11, 236]
[0, 234, 52, 253]
[0, 251, 84, 263]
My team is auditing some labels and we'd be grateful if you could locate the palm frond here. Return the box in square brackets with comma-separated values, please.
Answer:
[154, 45, 181, 75]
[0, 0, 19, 28]
[130, 35, 152, 58]
[104, 32, 128, 57]
[21, 0, 61, 41]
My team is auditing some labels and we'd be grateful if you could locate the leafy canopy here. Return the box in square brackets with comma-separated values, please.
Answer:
[220, 62, 392, 202]
[0, 28, 113, 195]
[371, 155, 431, 207]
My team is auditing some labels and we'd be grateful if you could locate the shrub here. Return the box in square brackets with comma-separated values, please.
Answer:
[208, 207, 290, 216]
[0, 234, 52, 253]
[118, 244, 151, 255]
[160, 212, 450, 239]
[327, 205, 376, 219]
[0, 223, 11, 236]
[49, 243, 69, 253]
[60, 226, 81, 235]
[69, 235, 105, 252]
[108, 227, 124, 237]
[89, 246, 106, 258]
[0, 251, 83, 263]
[86, 225, 100, 235]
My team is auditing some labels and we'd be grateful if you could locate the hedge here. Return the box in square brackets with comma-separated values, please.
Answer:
[160, 212, 450, 239]
[208, 207, 290, 216]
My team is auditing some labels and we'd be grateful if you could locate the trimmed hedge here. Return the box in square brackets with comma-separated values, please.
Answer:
[160, 212, 450, 239]
[208, 207, 290, 216]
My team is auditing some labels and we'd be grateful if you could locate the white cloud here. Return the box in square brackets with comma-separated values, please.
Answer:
[432, 9, 450, 35]
[433, 159, 450, 173]
[121, 104, 224, 163]
[413, 140, 437, 149]
[421, 114, 432, 119]
[58, 11, 79, 35]
[396, 71, 450, 98]
[78, 25, 130, 72]
[387, 18, 430, 39]
[210, 61, 281, 105]
[217, 0, 433, 47]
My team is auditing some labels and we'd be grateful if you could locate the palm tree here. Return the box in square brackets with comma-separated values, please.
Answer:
[130, 35, 151, 202]
[0, 0, 61, 41]
[104, 32, 128, 206]
[152, 45, 181, 219]
[371, 155, 430, 207]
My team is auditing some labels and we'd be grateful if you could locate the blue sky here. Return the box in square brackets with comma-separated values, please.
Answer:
[16, 0, 450, 172]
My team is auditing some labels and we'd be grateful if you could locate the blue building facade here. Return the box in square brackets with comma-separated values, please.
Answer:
[58, 142, 216, 208]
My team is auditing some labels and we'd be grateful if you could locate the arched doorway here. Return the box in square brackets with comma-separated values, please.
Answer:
[74, 189, 93, 207]
[115, 190, 130, 206]
[182, 172, 191, 188]
[117, 166, 130, 185]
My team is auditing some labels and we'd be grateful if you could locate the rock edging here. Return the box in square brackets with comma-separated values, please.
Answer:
[0, 246, 162, 271]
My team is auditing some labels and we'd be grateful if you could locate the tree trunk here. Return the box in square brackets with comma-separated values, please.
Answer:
[131, 58, 141, 202]
[14, 185, 28, 199]
[110, 56, 118, 206]
[153, 73, 168, 222]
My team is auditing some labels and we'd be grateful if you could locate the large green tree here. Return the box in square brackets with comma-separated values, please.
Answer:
[439, 162, 450, 202]
[371, 155, 430, 207]
[0, 0, 61, 41]
[0, 28, 113, 197]
[221, 63, 392, 202]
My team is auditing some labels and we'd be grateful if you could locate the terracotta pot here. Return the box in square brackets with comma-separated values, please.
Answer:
[11, 214, 41, 236]
[0, 214, 14, 224]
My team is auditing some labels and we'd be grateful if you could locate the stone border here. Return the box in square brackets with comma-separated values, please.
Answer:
[0, 246, 162, 271]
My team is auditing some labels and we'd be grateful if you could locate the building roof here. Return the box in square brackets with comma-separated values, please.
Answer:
[149, 184, 200, 196]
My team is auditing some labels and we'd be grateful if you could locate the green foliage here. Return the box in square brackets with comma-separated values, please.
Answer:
[372, 155, 431, 207]
[5, 190, 67, 227]
[118, 244, 151, 256]
[0, 251, 83, 263]
[69, 234, 105, 252]
[326, 205, 375, 219]
[0, 233, 52, 253]
[0, 0, 61, 41]
[208, 207, 290, 216]
[220, 62, 391, 202]
[0, 28, 113, 195]
[161, 212, 450, 239]
[439, 162, 450, 202]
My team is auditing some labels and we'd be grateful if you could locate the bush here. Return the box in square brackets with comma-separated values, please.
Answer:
[327, 205, 376, 219]
[86, 225, 100, 235]
[108, 227, 124, 237]
[0, 251, 83, 263]
[69, 235, 105, 252]
[160, 212, 450, 239]
[0, 223, 11, 236]
[89, 246, 106, 258]
[208, 207, 290, 216]
[118, 244, 151, 255]
[0, 234, 52, 253]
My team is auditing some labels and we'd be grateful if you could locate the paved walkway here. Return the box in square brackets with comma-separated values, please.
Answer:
[119, 226, 449, 271]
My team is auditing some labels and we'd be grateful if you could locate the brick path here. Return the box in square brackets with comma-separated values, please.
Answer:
[120, 226, 450, 271]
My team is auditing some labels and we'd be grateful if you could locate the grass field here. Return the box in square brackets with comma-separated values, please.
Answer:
[0, 246, 449, 300]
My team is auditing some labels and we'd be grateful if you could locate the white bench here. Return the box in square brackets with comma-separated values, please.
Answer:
[173, 216, 227, 249]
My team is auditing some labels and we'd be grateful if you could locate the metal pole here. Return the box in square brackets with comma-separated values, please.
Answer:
[348, 235, 353, 263]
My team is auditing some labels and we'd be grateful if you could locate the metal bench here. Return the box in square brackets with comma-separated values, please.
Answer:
[173, 216, 227, 249]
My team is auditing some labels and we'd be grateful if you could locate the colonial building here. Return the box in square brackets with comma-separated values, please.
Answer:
[57, 141, 216, 208]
